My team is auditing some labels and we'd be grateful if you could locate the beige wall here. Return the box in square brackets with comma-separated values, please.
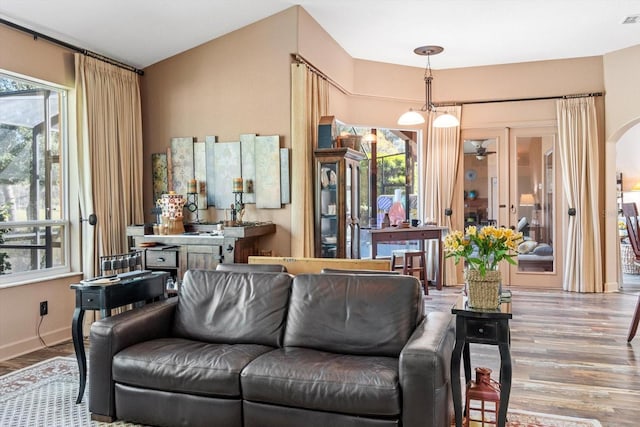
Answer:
[141, 7, 298, 255]
[0, 25, 75, 87]
[603, 44, 640, 141]
[297, 7, 354, 95]
[0, 24, 80, 360]
[344, 56, 604, 129]
[0, 277, 78, 360]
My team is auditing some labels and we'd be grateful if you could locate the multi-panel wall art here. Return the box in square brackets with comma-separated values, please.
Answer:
[152, 133, 290, 212]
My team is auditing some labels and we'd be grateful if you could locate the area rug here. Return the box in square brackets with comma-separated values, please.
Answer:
[0, 357, 137, 426]
[1, 356, 602, 427]
[499, 409, 602, 427]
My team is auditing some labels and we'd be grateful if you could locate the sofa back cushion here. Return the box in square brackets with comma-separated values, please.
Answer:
[284, 273, 423, 357]
[173, 270, 292, 347]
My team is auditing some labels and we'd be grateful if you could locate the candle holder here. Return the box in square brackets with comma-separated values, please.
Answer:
[151, 206, 162, 225]
[232, 191, 244, 224]
[186, 192, 199, 223]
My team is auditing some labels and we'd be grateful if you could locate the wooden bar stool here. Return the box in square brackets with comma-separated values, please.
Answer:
[391, 250, 428, 295]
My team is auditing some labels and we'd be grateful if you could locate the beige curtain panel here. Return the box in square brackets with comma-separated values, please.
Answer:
[290, 63, 329, 257]
[422, 106, 462, 285]
[75, 54, 144, 273]
[556, 97, 602, 292]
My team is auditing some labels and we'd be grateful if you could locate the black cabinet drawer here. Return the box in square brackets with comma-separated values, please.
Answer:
[80, 290, 102, 310]
[466, 319, 498, 341]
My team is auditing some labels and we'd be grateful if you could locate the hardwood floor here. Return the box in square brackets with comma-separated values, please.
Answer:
[1, 286, 639, 427]
[0, 339, 76, 377]
[425, 286, 640, 427]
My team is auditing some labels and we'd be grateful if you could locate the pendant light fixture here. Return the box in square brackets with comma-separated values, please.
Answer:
[397, 45, 460, 128]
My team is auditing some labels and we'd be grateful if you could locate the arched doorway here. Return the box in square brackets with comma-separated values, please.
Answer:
[612, 121, 640, 292]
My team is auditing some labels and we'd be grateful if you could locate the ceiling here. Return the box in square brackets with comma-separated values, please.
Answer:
[2, 1, 640, 71]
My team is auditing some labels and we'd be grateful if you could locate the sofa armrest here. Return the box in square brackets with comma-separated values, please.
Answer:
[399, 311, 455, 427]
[89, 298, 177, 419]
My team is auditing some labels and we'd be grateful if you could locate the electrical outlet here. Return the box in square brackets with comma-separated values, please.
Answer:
[39, 301, 48, 316]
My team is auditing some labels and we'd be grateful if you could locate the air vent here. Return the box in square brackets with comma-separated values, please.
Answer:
[622, 15, 640, 24]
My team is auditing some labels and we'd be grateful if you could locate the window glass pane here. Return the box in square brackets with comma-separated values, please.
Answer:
[0, 224, 66, 272]
[516, 137, 554, 273]
[0, 74, 67, 277]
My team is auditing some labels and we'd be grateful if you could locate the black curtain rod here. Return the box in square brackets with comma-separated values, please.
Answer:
[0, 18, 144, 76]
[293, 54, 348, 95]
[440, 92, 603, 106]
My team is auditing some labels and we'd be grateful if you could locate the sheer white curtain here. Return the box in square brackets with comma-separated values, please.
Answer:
[421, 105, 462, 285]
[556, 97, 602, 292]
[75, 54, 144, 277]
[290, 63, 329, 257]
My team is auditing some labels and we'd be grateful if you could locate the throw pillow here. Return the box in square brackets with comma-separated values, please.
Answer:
[518, 240, 538, 254]
[532, 243, 553, 256]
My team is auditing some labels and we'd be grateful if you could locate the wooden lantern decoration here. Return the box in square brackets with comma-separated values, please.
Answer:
[464, 367, 501, 427]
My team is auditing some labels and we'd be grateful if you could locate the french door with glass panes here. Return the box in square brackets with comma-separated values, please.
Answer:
[461, 127, 563, 288]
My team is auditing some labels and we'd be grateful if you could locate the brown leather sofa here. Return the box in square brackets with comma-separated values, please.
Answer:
[89, 270, 455, 427]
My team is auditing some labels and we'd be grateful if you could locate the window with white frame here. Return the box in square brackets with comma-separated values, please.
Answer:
[0, 72, 69, 282]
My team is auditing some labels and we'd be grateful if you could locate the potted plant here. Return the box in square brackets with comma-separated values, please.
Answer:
[444, 225, 522, 309]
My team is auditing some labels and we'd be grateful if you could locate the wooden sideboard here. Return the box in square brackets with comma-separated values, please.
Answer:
[126, 222, 276, 280]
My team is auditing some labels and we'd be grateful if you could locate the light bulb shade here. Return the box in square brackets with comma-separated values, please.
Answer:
[432, 112, 460, 128]
[519, 193, 535, 206]
[363, 132, 377, 142]
[398, 109, 425, 126]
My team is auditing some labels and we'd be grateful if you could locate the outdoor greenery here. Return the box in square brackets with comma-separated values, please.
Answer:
[1, 76, 61, 275]
[0, 203, 11, 274]
[1, 77, 35, 220]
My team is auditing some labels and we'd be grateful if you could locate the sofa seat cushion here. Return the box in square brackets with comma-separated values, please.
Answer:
[113, 337, 273, 398]
[241, 347, 400, 417]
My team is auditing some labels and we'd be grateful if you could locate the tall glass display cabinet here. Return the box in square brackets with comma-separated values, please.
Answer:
[314, 147, 365, 258]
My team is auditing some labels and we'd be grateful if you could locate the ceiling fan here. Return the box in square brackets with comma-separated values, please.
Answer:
[465, 140, 496, 160]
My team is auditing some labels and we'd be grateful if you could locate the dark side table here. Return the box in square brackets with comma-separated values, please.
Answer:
[450, 294, 512, 427]
[70, 270, 168, 404]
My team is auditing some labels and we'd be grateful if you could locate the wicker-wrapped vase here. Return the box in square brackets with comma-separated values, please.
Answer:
[464, 269, 501, 309]
[157, 192, 186, 235]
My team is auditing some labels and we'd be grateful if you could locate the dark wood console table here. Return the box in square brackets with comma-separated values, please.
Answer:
[450, 295, 512, 427]
[369, 225, 447, 290]
[70, 271, 168, 404]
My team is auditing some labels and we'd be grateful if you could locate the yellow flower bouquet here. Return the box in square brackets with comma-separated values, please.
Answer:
[443, 225, 523, 277]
